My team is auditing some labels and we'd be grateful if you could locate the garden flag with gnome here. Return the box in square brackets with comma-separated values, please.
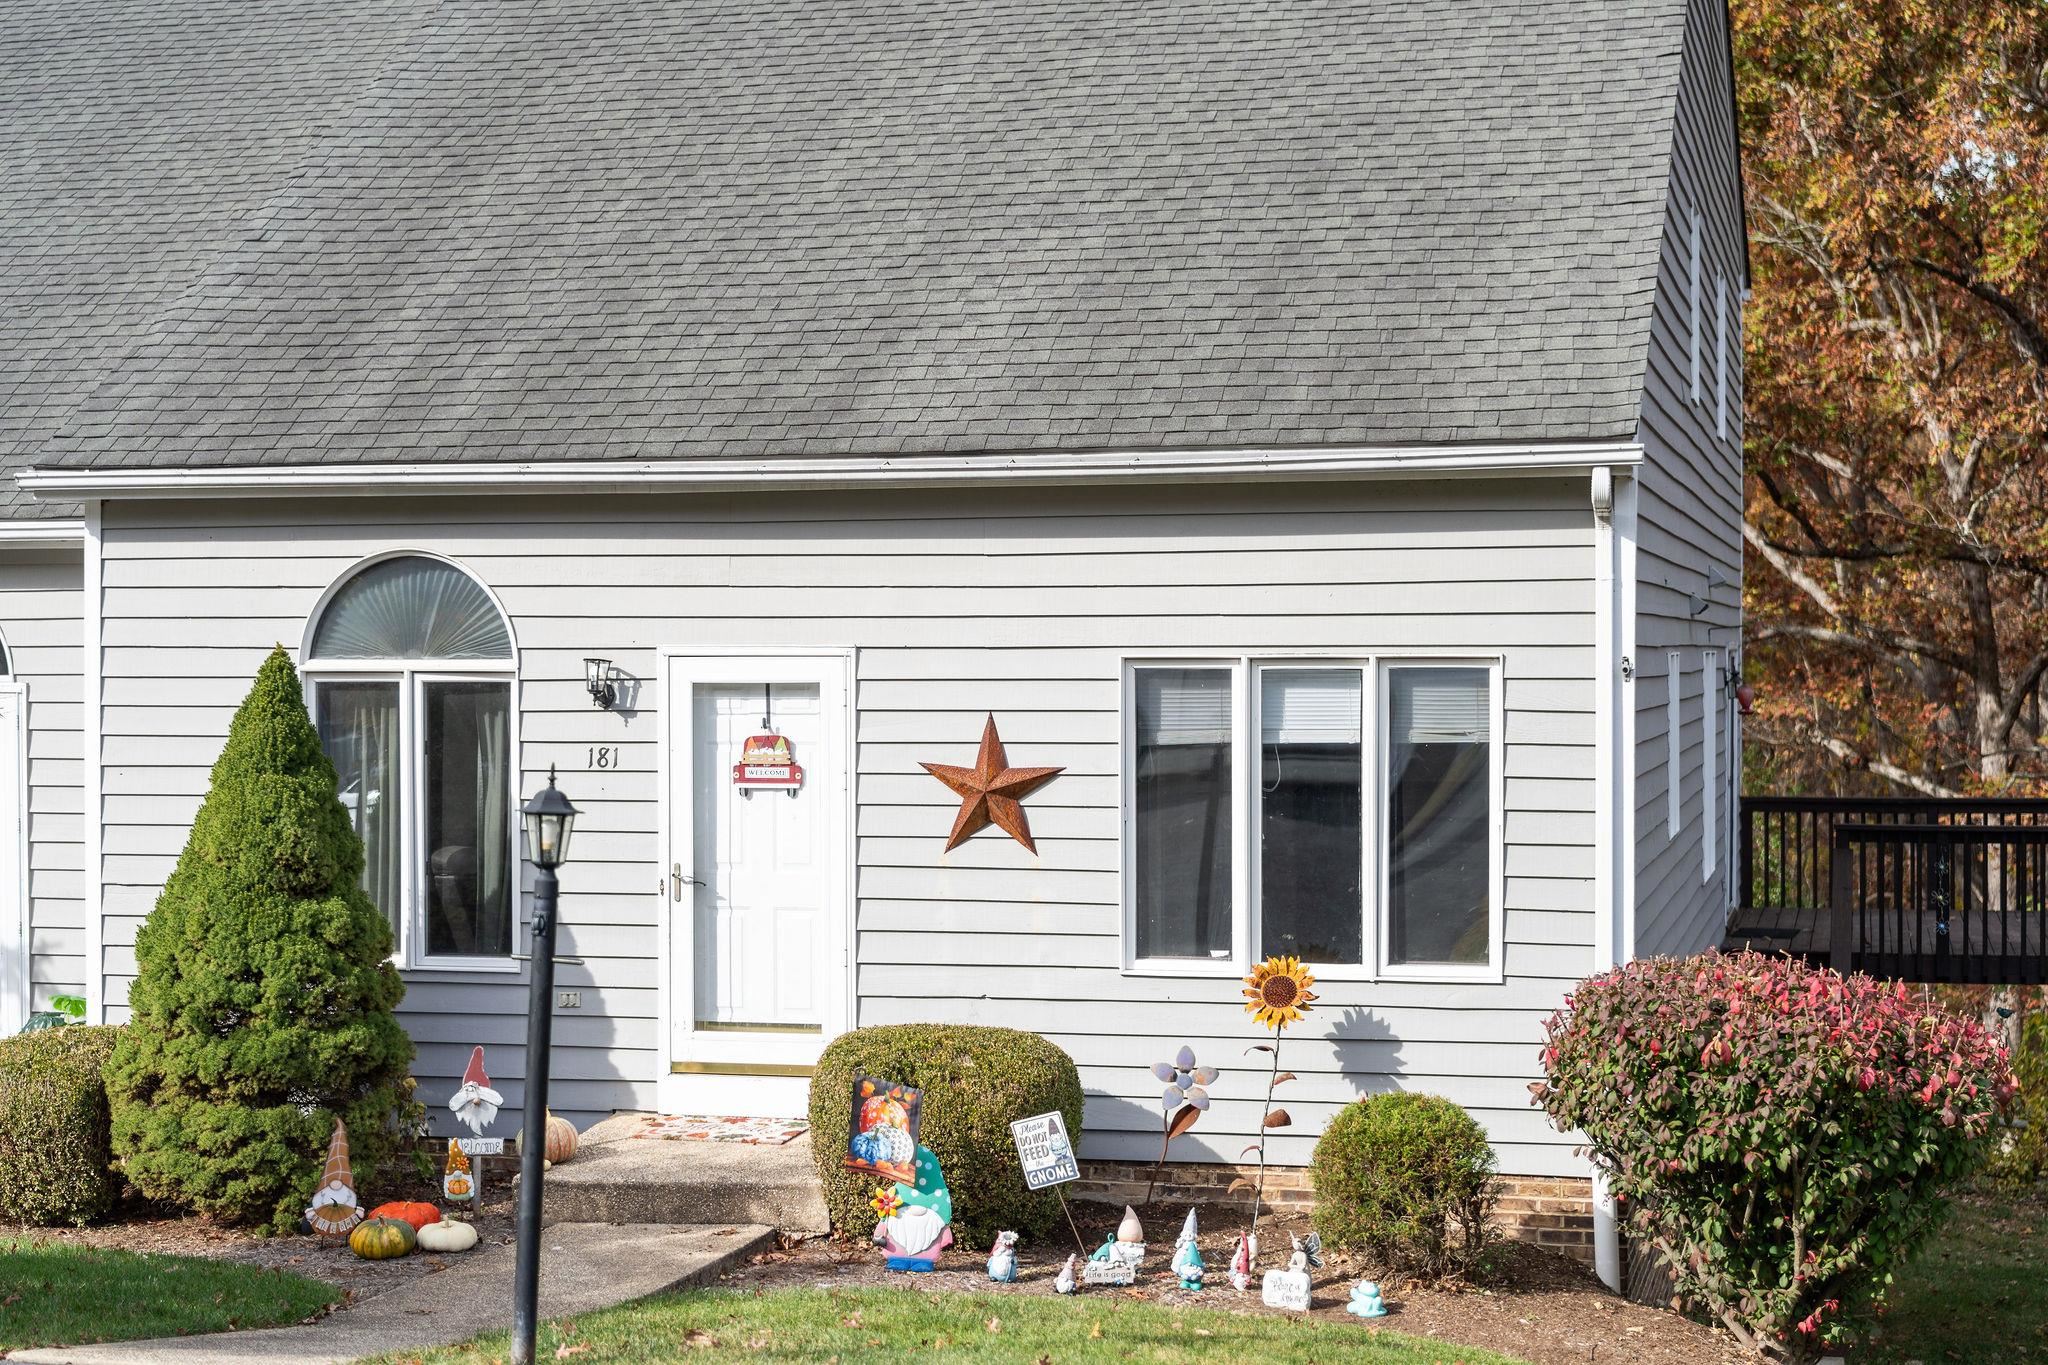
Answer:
[448, 1046, 501, 1135]
[869, 1145, 953, 1271]
[305, 1118, 363, 1235]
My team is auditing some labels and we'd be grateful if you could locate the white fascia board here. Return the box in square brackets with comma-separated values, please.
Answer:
[0, 520, 86, 547]
[19, 441, 1645, 499]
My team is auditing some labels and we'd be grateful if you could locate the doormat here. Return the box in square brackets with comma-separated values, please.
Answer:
[629, 1114, 809, 1145]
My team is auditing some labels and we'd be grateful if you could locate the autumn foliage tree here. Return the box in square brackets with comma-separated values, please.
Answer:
[1736, 1, 2048, 795]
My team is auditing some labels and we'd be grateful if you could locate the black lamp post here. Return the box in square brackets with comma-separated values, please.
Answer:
[511, 767, 577, 1365]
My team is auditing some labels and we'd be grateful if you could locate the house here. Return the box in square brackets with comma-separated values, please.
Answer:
[0, 0, 1747, 1280]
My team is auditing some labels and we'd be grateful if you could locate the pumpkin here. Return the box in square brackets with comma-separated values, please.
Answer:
[349, 1216, 417, 1260]
[520, 1110, 580, 1164]
[367, 1200, 441, 1232]
[416, 1219, 480, 1254]
[545, 1113, 579, 1164]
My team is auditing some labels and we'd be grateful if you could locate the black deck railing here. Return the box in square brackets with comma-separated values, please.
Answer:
[1736, 795, 2048, 983]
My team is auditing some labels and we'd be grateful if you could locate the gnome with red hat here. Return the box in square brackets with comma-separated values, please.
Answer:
[447, 1045, 502, 1137]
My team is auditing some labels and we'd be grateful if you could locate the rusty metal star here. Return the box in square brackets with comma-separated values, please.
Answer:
[920, 713, 1065, 853]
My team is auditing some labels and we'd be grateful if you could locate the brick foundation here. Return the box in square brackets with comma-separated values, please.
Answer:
[1072, 1161, 1596, 1267]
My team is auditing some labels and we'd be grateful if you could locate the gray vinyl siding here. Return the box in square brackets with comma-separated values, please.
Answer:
[1632, 0, 1745, 959]
[94, 478, 1597, 1177]
[0, 547, 85, 1010]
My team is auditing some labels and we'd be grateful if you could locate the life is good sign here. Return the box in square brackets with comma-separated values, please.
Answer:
[1009, 1111, 1079, 1190]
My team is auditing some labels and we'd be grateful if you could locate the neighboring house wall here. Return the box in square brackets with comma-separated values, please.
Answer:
[93, 478, 1597, 1175]
[0, 548, 85, 1012]
[1633, 0, 1745, 959]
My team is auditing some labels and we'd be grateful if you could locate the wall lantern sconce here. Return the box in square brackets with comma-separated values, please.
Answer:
[583, 657, 618, 710]
[1735, 681, 1756, 716]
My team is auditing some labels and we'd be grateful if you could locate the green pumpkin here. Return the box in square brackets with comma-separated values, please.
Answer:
[349, 1215, 417, 1260]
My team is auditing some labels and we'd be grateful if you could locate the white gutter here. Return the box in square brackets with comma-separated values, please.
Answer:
[19, 441, 1644, 500]
[0, 520, 86, 547]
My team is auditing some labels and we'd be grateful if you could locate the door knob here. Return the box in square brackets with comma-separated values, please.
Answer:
[671, 863, 704, 900]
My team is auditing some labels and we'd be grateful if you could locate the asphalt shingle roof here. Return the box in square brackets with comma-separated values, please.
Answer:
[11, 0, 1688, 495]
[0, 0, 434, 517]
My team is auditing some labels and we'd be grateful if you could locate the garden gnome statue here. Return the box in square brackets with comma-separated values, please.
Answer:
[1228, 1232, 1253, 1291]
[447, 1045, 502, 1136]
[1054, 1253, 1078, 1294]
[870, 1145, 954, 1271]
[1347, 1280, 1388, 1318]
[987, 1230, 1019, 1282]
[304, 1118, 363, 1235]
[1171, 1209, 1205, 1290]
[1115, 1205, 1147, 1265]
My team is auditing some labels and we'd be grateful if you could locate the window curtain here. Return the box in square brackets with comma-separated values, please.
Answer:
[423, 681, 512, 957]
[317, 682, 403, 944]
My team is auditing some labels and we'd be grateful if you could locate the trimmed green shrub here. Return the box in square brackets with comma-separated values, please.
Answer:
[0, 1025, 122, 1225]
[1310, 1091, 1499, 1279]
[810, 1024, 1082, 1250]
[106, 647, 415, 1232]
[1537, 952, 2015, 1363]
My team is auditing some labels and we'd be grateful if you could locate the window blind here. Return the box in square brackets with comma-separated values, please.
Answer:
[1136, 668, 1232, 745]
[1390, 668, 1489, 744]
[1260, 668, 1362, 744]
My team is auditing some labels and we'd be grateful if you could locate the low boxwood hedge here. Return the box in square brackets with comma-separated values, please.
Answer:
[809, 1024, 1082, 1250]
[1310, 1091, 1499, 1280]
[0, 1025, 123, 1225]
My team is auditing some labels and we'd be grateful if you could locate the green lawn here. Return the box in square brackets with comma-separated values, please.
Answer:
[1861, 1195, 2048, 1364]
[0, 1237, 340, 1350]
[372, 1286, 1527, 1364]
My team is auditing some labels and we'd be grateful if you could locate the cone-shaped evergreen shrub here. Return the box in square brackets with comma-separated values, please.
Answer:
[106, 647, 414, 1231]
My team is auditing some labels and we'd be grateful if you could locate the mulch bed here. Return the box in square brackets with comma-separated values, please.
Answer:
[713, 1200, 1747, 1365]
[2, 1162, 519, 1310]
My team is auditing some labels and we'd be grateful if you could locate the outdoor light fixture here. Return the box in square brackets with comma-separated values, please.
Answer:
[582, 657, 618, 709]
[511, 768, 579, 1365]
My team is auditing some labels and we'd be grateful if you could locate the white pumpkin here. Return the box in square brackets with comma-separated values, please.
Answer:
[416, 1219, 480, 1254]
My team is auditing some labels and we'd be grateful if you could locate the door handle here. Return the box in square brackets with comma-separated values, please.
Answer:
[671, 863, 704, 900]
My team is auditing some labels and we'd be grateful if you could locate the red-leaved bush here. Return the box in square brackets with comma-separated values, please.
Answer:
[1535, 952, 2014, 1362]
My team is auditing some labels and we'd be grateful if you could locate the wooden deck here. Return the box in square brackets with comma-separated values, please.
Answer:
[1722, 904, 2048, 983]
[1722, 904, 1828, 961]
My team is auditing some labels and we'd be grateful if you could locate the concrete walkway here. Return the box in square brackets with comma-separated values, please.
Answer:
[12, 1222, 775, 1365]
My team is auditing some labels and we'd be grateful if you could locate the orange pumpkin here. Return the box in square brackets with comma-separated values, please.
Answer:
[544, 1113, 579, 1164]
[367, 1200, 442, 1231]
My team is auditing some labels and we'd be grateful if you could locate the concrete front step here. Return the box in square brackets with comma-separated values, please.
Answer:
[541, 1113, 832, 1235]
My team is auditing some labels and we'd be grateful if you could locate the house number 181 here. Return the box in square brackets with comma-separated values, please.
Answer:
[586, 746, 620, 770]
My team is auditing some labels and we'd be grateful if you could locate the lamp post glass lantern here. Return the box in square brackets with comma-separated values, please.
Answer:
[511, 769, 578, 1365]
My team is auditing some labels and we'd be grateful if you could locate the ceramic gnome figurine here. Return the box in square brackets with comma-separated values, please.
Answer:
[986, 1230, 1019, 1282]
[447, 1046, 502, 1136]
[1347, 1280, 1388, 1318]
[1170, 1209, 1205, 1290]
[304, 1118, 364, 1235]
[1228, 1232, 1253, 1292]
[1084, 1205, 1146, 1285]
[870, 1144, 954, 1271]
[1054, 1253, 1078, 1294]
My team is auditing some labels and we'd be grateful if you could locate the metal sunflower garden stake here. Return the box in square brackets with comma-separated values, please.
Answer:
[1237, 955, 1316, 1255]
[1144, 1045, 1218, 1206]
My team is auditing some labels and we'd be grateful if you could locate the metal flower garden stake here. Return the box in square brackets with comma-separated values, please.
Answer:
[1145, 1045, 1217, 1205]
[1237, 956, 1316, 1251]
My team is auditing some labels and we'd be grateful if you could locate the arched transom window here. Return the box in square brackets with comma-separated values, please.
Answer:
[305, 555, 516, 969]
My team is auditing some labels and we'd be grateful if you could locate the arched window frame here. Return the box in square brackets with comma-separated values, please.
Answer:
[301, 551, 521, 973]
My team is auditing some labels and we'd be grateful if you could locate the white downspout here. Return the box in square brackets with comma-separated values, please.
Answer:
[1588, 467, 1635, 1293]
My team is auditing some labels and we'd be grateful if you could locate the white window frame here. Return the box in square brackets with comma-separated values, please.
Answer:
[1667, 652, 1684, 838]
[1119, 653, 1504, 985]
[301, 552, 522, 974]
[1689, 208, 1704, 403]
[1702, 649, 1720, 883]
[1715, 272, 1729, 439]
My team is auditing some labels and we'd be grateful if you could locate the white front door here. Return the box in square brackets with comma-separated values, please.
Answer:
[662, 652, 851, 1114]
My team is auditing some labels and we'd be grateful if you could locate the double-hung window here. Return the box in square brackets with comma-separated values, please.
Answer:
[1123, 657, 1501, 981]
[304, 555, 519, 970]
